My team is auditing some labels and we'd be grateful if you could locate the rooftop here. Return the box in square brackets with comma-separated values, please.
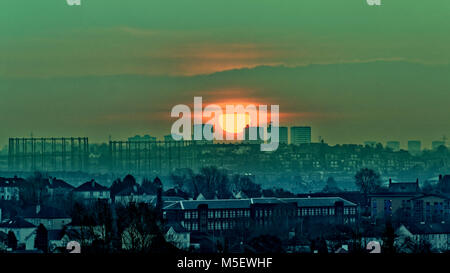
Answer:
[21, 205, 70, 219]
[73, 180, 108, 192]
[388, 179, 420, 193]
[0, 217, 36, 229]
[47, 178, 74, 189]
[163, 197, 356, 210]
[0, 179, 18, 188]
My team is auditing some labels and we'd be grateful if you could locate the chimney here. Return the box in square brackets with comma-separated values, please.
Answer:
[36, 204, 41, 214]
[389, 178, 392, 185]
[439, 174, 443, 182]
[91, 179, 95, 188]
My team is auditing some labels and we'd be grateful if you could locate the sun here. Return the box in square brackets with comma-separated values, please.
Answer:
[218, 113, 251, 134]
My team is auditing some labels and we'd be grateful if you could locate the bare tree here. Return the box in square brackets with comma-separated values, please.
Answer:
[355, 168, 381, 207]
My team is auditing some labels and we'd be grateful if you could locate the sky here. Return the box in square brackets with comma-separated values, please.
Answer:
[0, 0, 449, 148]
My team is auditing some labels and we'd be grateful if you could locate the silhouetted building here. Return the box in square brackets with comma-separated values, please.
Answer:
[408, 140, 422, 155]
[278, 126, 288, 145]
[386, 141, 400, 151]
[364, 141, 377, 148]
[432, 141, 446, 150]
[128, 134, 156, 142]
[164, 134, 183, 142]
[244, 126, 264, 144]
[193, 124, 214, 144]
[291, 126, 311, 145]
[266, 126, 287, 145]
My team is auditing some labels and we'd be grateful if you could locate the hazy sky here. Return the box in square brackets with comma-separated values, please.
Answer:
[1, 0, 449, 148]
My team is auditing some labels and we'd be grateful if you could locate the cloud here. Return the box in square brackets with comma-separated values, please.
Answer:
[4, 25, 445, 79]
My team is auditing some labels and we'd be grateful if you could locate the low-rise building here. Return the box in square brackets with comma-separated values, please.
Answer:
[396, 223, 450, 253]
[370, 179, 450, 224]
[22, 205, 71, 230]
[370, 179, 423, 222]
[114, 185, 154, 205]
[0, 179, 19, 201]
[163, 197, 357, 233]
[0, 217, 36, 250]
[72, 180, 110, 202]
[46, 177, 75, 201]
[165, 224, 190, 250]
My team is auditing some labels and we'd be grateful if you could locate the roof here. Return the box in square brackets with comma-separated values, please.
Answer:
[388, 180, 420, 193]
[0, 217, 36, 229]
[116, 186, 143, 196]
[115, 185, 158, 196]
[47, 178, 74, 189]
[296, 192, 366, 205]
[165, 199, 252, 210]
[165, 222, 187, 233]
[73, 180, 108, 192]
[280, 197, 356, 207]
[0, 176, 25, 184]
[410, 193, 449, 201]
[22, 205, 70, 219]
[0, 179, 18, 188]
[405, 223, 450, 235]
[369, 192, 422, 197]
[163, 197, 356, 210]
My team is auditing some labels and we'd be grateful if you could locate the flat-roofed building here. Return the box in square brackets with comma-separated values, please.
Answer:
[163, 197, 357, 233]
[432, 141, 446, 150]
[386, 141, 400, 151]
[290, 126, 311, 145]
[408, 140, 422, 155]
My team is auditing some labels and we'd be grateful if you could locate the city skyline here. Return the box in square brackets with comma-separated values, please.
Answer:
[1, 127, 448, 151]
[1, 0, 449, 148]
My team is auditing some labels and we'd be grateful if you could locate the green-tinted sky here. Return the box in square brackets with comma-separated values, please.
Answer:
[1, 0, 449, 148]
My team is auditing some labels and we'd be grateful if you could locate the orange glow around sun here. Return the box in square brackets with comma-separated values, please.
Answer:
[218, 113, 251, 134]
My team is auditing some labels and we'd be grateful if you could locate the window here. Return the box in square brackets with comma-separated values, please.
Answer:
[384, 200, 392, 217]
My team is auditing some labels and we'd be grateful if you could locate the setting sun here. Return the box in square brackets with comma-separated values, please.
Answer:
[218, 113, 251, 134]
